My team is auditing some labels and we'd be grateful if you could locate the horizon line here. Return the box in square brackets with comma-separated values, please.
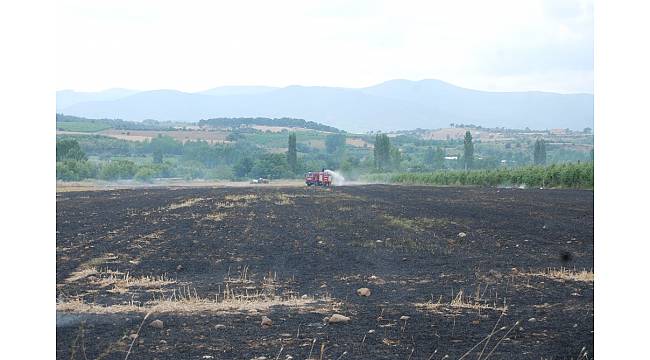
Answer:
[56, 78, 595, 96]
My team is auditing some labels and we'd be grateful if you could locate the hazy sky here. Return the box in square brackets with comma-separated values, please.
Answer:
[57, 0, 593, 94]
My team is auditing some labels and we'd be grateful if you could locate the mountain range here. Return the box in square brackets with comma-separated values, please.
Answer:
[57, 80, 594, 132]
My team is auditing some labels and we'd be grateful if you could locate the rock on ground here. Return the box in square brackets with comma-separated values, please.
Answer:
[356, 287, 371, 297]
[149, 319, 164, 329]
[261, 316, 273, 327]
[327, 314, 351, 324]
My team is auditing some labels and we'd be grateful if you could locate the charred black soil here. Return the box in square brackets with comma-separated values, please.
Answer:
[56, 185, 594, 359]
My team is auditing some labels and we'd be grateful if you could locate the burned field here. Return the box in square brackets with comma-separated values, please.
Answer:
[56, 185, 593, 359]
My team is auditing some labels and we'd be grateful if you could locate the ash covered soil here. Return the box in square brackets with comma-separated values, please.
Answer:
[56, 185, 593, 359]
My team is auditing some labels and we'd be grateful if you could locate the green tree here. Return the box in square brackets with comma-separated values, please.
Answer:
[434, 146, 445, 169]
[233, 157, 254, 178]
[135, 167, 157, 182]
[149, 134, 182, 155]
[463, 131, 474, 170]
[325, 133, 346, 154]
[251, 154, 290, 179]
[56, 160, 96, 181]
[390, 147, 401, 170]
[373, 134, 391, 170]
[153, 149, 163, 164]
[424, 146, 435, 166]
[56, 139, 87, 161]
[287, 133, 297, 173]
[533, 139, 547, 165]
[99, 160, 137, 180]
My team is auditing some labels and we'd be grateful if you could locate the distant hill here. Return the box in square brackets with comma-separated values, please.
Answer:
[57, 80, 594, 132]
[360, 79, 594, 131]
[56, 114, 343, 133]
[198, 86, 278, 97]
[56, 88, 138, 110]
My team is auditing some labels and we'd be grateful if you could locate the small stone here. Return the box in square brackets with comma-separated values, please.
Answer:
[356, 287, 371, 297]
[573, 323, 578, 328]
[368, 329, 375, 333]
[149, 319, 164, 329]
[400, 316, 410, 321]
[261, 316, 273, 327]
[471, 320, 480, 325]
[176, 265, 183, 271]
[327, 314, 351, 324]
[301, 294, 308, 299]
[159, 340, 167, 344]
[376, 240, 383, 243]
[458, 232, 467, 238]
[214, 324, 226, 330]
[528, 318, 537, 323]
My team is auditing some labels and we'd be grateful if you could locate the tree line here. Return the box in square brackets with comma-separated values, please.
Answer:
[57, 129, 588, 183]
[366, 162, 593, 189]
[198, 117, 343, 133]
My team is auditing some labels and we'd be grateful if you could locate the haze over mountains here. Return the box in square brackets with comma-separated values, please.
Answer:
[57, 80, 594, 132]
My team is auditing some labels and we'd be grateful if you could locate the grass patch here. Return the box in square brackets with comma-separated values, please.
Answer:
[57, 290, 326, 314]
[204, 212, 225, 222]
[270, 194, 294, 205]
[65, 268, 99, 283]
[98, 272, 176, 294]
[168, 197, 205, 210]
[224, 194, 258, 202]
[416, 290, 508, 314]
[382, 214, 451, 232]
[528, 267, 594, 282]
[65, 254, 119, 282]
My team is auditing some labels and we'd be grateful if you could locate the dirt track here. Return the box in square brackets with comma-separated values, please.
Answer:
[56, 185, 594, 359]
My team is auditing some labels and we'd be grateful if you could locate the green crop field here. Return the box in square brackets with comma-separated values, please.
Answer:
[56, 121, 113, 132]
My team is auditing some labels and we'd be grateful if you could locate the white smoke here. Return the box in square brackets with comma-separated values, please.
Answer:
[324, 169, 345, 185]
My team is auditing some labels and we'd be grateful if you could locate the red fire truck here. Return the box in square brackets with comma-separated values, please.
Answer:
[305, 171, 331, 187]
